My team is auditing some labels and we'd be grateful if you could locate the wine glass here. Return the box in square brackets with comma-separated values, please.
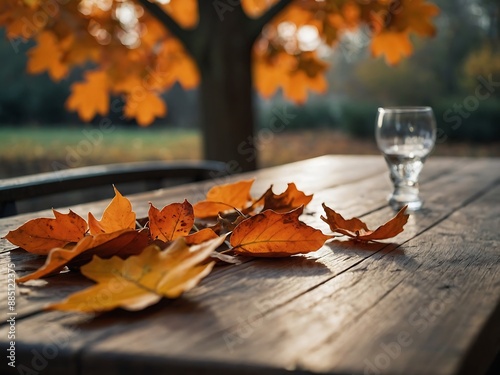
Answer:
[375, 107, 436, 211]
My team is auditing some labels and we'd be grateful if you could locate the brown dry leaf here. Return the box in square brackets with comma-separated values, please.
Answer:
[321, 204, 409, 242]
[257, 183, 313, 213]
[230, 207, 329, 257]
[88, 186, 136, 235]
[4, 210, 87, 255]
[148, 200, 194, 242]
[390, 0, 440, 36]
[47, 236, 226, 312]
[216, 214, 247, 232]
[193, 179, 255, 218]
[17, 229, 150, 282]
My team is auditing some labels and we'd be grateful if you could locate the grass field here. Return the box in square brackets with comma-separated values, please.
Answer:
[1, 126, 499, 179]
[0, 126, 201, 178]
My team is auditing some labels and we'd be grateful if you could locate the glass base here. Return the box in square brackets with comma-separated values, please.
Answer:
[389, 195, 423, 211]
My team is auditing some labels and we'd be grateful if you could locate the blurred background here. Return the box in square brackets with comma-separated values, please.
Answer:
[0, 0, 499, 179]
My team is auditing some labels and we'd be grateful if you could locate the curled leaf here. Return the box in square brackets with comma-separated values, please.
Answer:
[47, 236, 226, 312]
[230, 207, 329, 257]
[256, 182, 313, 213]
[184, 228, 219, 245]
[193, 179, 254, 218]
[4, 210, 87, 255]
[321, 204, 409, 242]
[17, 229, 150, 282]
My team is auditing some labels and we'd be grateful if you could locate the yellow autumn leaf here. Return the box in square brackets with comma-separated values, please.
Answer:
[88, 186, 136, 235]
[47, 236, 226, 312]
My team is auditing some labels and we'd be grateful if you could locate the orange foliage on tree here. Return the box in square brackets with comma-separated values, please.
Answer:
[0, 0, 439, 169]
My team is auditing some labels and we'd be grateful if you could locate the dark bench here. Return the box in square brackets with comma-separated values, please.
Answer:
[0, 160, 227, 217]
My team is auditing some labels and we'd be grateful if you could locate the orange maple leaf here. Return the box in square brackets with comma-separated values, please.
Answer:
[254, 52, 296, 99]
[230, 207, 330, 257]
[27, 31, 68, 81]
[255, 182, 313, 213]
[242, 0, 279, 18]
[161, 0, 198, 29]
[47, 236, 225, 312]
[391, 0, 440, 36]
[17, 229, 150, 282]
[193, 179, 255, 218]
[321, 204, 409, 242]
[66, 70, 109, 122]
[184, 228, 219, 246]
[124, 91, 167, 126]
[3, 210, 87, 255]
[148, 200, 194, 242]
[371, 31, 413, 65]
[88, 186, 136, 235]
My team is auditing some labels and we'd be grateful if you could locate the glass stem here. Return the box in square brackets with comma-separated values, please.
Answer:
[385, 156, 426, 210]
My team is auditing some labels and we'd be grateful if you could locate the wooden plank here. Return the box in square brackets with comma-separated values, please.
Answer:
[0, 157, 496, 375]
[297, 184, 500, 375]
[0, 155, 384, 319]
[0, 157, 465, 319]
[183, 182, 500, 374]
[74, 159, 499, 375]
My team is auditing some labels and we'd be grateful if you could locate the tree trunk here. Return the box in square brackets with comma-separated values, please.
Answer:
[195, 4, 257, 172]
[143, 0, 293, 172]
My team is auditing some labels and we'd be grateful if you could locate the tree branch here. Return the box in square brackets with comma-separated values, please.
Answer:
[247, 0, 295, 41]
[136, 0, 194, 51]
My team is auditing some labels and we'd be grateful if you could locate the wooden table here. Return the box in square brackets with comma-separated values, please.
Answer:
[1, 155, 499, 375]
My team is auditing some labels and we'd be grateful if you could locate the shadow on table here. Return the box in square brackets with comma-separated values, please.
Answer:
[325, 239, 420, 268]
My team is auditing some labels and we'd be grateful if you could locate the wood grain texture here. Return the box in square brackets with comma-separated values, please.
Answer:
[0, 156, 498, 375]
[0, 157, 465, 318]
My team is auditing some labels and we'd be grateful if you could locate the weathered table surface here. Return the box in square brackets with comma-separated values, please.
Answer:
[1, 155, 499, 375]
